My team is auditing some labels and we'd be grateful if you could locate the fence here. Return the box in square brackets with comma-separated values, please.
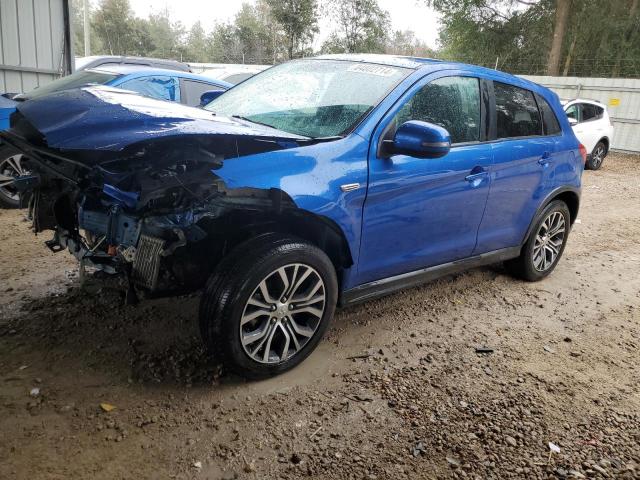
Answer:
[0, 0, 73, 94]
[521, 75, 640, 154]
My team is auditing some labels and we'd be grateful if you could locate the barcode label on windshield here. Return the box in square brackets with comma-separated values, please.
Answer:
[347, 64, 398, 77]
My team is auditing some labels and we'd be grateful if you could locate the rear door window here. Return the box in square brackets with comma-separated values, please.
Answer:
[535, 94, 561, 135]
[494, 82, 542, 138]
[118, 75, 180, 102]
[395, 76, 481, 144]
[181, 80, 225, 107]
[581, 103, 604, 121]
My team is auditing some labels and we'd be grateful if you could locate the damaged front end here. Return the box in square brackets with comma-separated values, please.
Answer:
[1, 86, 307, 297]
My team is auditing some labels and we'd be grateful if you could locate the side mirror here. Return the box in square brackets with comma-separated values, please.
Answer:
[199, 90, 225, 106]
[567, 117, 578, 126]
[386, 120, 451, 159]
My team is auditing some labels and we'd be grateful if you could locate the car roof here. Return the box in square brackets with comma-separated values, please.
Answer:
[76, 55, 191, 72]
[313, 53, 441, 69]
[87, 66, 233, 87]
[561, 98, 605, 107]
[310, 54, 552, 97]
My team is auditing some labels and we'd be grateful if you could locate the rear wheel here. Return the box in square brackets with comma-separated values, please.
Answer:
[0, 145, 26, 208]
[586, 141, 607, 170]
[199, 234, 338, 379]
[505, 200, 570, 282]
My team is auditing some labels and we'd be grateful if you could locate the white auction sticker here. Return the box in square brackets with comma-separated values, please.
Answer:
[347, 64, 398, 77]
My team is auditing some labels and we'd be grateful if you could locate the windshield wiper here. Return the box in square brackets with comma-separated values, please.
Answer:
[231, 115, 276, 130]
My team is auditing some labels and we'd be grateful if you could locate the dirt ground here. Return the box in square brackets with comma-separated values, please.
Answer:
[0, 153, 638, 480]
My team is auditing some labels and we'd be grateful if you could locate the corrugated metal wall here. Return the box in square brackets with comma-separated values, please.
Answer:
[522, 75, 640, 153]
[0, 0, 73, 94]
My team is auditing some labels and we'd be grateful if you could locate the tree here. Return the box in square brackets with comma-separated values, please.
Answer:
[322, 0, 391, 53]
[266, 0, 318, 59]
[386, 30, 435, 57]
[185, 21, 209, 62]
[92, 0, 139, 55]
[547, 0, 571, 75]
[147, 9, 186, 60]
[426, 0, 640, 77]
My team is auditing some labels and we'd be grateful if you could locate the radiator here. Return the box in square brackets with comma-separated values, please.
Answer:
[132, 235, 165, 290]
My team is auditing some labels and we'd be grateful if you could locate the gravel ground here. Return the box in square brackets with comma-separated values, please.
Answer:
[0, 153, 639, 480]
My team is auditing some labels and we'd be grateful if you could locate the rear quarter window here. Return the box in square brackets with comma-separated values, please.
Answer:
[535, 94, 562, 135]
[494, 82, 542, 138]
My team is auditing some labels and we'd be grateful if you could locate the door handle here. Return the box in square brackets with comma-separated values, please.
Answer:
[465, 170, 488, 182]
[538, 152, 551, 166]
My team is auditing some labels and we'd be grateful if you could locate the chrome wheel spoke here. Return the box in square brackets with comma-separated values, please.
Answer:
[290, 305, 323, 318]
[0, 175, 15, 188]
[279, 324, 291, 361]
[240, 307, 272, 325]
[287, 316, 315, 337]
[261, 323, 279, 362]
[6, 155, 24, 175]
[242, 322, 271, 346]
[240, 262, 326, 364]
[283, 320, 301, 351]
[276, 267, 291, 299]
[532, 211, 566, 272]
[258, 280, 277, 304]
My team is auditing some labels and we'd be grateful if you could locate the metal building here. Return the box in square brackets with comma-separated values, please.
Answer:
[0, 0, 73, 94]
[522, 75, 640, 154]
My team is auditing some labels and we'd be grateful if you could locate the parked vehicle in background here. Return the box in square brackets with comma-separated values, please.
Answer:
[189, 63, 270, 84]
[563, 99, 614, 170]
[0, 66, 231, 208]
[76, 55, 191, 72]
[1, 55, 583, 378]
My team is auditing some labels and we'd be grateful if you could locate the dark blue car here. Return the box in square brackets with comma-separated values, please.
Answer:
[0, 55, 584, 378]
[0, 66, 230, 207]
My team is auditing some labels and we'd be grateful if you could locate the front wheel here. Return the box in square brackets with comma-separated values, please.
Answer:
[0, 145, 27, 208]
[586, 141, 607, 170]
[199, 234, 338, 379]
[505, 200, 571, 282]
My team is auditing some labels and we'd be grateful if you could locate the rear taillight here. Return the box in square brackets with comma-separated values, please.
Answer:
[579, 144, 587, 164]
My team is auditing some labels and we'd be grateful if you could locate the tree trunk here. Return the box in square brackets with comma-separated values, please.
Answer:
[562, 33, 577, 76]
[547, 0, 571, 76]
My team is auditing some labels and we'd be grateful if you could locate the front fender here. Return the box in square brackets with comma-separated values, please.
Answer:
[213, 134, 369, 271]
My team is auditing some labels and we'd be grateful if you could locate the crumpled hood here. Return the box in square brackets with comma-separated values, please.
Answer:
[14, 85, 306, 151]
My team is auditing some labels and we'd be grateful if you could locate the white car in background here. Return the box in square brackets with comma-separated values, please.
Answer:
[562, 99, 614, 170]
[188, 63, 270, 85]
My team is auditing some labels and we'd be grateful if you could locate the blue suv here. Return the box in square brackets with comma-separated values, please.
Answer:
[0, 55, 584, 378]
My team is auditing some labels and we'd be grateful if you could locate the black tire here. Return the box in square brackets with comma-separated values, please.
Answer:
[199, 233, 338, 379]
[585, 141, 607, 170]
[0, 144, 27, 209]
[505, 200, 571, 282]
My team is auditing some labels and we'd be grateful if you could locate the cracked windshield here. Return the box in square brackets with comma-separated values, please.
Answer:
[205, 59, 410, 138]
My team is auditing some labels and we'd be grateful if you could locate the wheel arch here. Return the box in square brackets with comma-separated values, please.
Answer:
[522, 187, 580, 245]
[195, 205, 354, 285]
[596, 137, 610, 153]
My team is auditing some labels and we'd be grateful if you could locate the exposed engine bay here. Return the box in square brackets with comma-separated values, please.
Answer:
[1, 112, 302, 299]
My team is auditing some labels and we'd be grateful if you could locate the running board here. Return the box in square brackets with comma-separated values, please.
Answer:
[340, 246, 522, 307]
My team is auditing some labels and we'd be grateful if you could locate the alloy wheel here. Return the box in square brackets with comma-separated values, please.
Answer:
[532, 211, 566, 272]
[0, 153, 25, 202]
[591, 145, 605, 169]
[240, 263, 326, 364]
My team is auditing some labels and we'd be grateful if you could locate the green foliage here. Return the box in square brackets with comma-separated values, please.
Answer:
[322, 0, 391, 53]
[386, 30, 436, 57]
[92, 0, 145, 55]
[427, 0, 640, 77]
[266, 0, 318, 59]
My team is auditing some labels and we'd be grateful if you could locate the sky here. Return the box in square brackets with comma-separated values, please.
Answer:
[127, 0, 441, 50]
